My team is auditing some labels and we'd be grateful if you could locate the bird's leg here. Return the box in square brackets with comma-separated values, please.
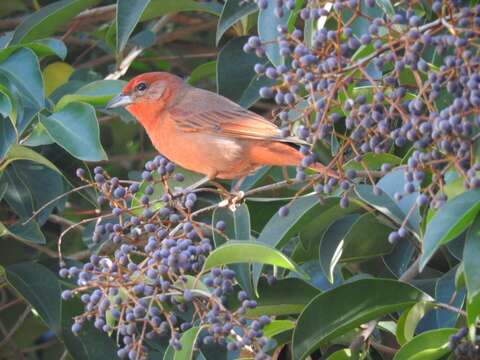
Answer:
[217, 177, 246, 211]
[172, 176, 211, 198]
[282, 166, 294, 184]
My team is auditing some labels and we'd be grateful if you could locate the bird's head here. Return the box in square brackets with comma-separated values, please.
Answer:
[106, 72, 183, 110]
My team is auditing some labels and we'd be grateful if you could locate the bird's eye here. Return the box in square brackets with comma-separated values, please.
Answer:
[136, 82, 147, 92]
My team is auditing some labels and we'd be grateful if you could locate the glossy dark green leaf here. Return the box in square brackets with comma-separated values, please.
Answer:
[377, 169, 421, 232]
[0, 113, 16, 160]
[420, 190, 480, 271]
[56, 79, 126, 109]
[6, 262, 62, 334]
[341, 212, 394, 261]
[393, 328, 456, 360]
[383, 239, 415, 277]
[217, 36, 275, 108]
[254, 196, 355, 287]
[40, 102, 107, 161]
[116, 0, 151, 52]
[11, 0, 99, 44]
[247, 278, 320, 317]
[0, 38, 67, 62]
[0, 144, 61, 173]
[0, 48, 44, 109]
[292, 279, 430, 360]
[187, 61, 216, 85]
[464, 213, 480, 326]
[141, 0, 222, 21]
[212, 204, 254, 297]
[319, 214, 360, 283]
[258, 4, 289, 66]
[355, 184, 418, 233]
[8, 221, 46, 244]
[216, 0, 257, 45]
[3, 161, 65, 225]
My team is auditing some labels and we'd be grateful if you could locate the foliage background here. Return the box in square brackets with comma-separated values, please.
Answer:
[0, 0, 479, 360]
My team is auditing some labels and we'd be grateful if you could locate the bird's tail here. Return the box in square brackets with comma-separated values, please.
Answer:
[250, 142, 339, 179]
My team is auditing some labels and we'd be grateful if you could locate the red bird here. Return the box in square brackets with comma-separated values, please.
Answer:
[107, 72, 335, 189]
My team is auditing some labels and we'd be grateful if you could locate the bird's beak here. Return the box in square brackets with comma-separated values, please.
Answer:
[106, 94, 132, 109]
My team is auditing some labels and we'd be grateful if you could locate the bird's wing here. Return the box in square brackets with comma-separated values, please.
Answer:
[167, 87, 307, 145]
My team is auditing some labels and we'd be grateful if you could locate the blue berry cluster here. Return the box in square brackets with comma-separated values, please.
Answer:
[244, 0, 480, 233]
[62, 160, 271, 359]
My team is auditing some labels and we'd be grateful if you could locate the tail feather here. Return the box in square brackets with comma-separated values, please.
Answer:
[249, 142, 338, 178]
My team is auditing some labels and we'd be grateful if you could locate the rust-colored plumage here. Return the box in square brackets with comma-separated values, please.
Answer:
[107, 72, 335, 180]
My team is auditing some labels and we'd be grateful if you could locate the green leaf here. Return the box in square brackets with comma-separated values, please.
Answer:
[247, 277, 320, 317]
[464, 213, 480, 326]
[341, 212, 394, 261]
[254, 196, 348, 288]
[117, 0, 151, 52]
[216, 0, 258, 45]
[212, 204, 254, 297]
[355, 184, 418, 233]
[0, 48, 44, 109]
[56, 79, 126, 110]
[377, 169, 421, 232]
[40, 102, 107, 161]
[396, 301, 434, 345]
[202, 241, 307, 279]
[326, 349, 355, 360]
[263, 320, 295, 338]
[43, 61, 74, 96]
[292, 279, 430, 360]
[0, 144, 61, 174]
[3, 161, 65, 225]
[187, 61, 216, 85]
[217, 36, 275, 108]
[344, 152, 401, 171]
[0, 38, 68, 62]
[141, 0, 222, 21]
[174, 326, 204, 360]
[11, 0, 99, 44]
[258, 4, 289, 66]
[393, 328, 456, 360]
[420, 189, 480, 271]
[5, 262, 62, 334]
[319, 214, 361, 283]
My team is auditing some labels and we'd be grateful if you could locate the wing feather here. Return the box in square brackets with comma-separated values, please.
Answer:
[167, 87, 307, 145]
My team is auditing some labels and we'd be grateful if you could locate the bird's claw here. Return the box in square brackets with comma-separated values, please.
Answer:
[218, 191, 245, 211]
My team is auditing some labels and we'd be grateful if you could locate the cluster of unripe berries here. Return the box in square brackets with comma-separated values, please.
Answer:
[244, 0, 480, 238]
[63, 161, 272, 359]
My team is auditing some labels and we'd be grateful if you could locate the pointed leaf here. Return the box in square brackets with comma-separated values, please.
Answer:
[420, 190, 480, 271]
[117, 0, 151, 52]
[40, 102, 107, 161]
[11, 0, 99, 44]
[258, 4, 289, 66]
[203, 241, 307, 279]
[216, 0, 257, 45]
[0, 48, 44, 109]
[292, 279, 430, 360]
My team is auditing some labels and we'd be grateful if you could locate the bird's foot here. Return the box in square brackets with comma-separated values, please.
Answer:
[218, 191, 245, 211]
